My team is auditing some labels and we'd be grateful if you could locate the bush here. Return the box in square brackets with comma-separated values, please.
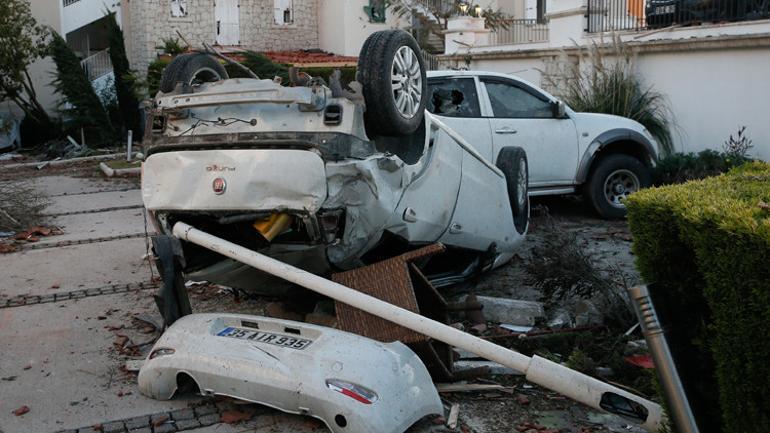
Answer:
[146, 57, 171, 96]
[542, 36, 674, 155]
[626, 163, 770, 433]
[654, 149, 751, 185]
[155, 37, 185, 56]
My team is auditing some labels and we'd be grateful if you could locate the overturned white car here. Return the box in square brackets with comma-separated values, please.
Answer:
[142, 31, 529, 323]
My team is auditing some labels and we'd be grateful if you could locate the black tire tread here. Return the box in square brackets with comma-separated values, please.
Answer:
[358, 30, 427, 137]
[159, 54, 194, 93]
[159, 53, 228, 94]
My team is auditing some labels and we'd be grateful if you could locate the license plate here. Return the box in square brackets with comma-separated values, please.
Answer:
[655, 5, 675, 14]
[217, 326, 313, 350]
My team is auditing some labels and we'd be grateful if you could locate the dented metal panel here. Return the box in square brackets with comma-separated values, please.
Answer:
[139, 314, 443, 433]
[142, 149, 327, 213]
[324, 155, 407, 268]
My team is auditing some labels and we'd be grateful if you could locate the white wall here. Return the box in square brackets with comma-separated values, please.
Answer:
[61, 0, 121, 36]
[318, 0, 409, 56]
[24, 0, 64, 112]
[636, 47, 770, 160]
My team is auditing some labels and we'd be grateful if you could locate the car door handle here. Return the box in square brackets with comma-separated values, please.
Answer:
[495, 128, 517, 134]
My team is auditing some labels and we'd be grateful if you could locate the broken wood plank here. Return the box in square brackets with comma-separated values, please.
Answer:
[447, 403, 459, 429]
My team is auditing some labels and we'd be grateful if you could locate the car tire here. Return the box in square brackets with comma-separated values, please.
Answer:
[496, 147, 529, 235]
[357, 30, 427, 137]
[585, 153, 652, 219]
[159, 53, 228, 94]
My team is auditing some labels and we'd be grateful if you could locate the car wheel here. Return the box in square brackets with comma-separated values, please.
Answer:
[159, 53, 228, 94]
[586, 153, 652, 219]
[496, 147, 529, 235]
[357, 30, 427, 137]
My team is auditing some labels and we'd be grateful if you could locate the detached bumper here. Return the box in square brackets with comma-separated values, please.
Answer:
[138, 313, 443, 433]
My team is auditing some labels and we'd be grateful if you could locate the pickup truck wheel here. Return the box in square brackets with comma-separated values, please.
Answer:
[496, 147, 529, 235]
[358, 30, 427, 137]
[586, 154, 651, 219]
[159, 53, 228, 94]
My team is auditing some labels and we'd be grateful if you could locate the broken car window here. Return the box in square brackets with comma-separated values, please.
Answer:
[484, 81, 553, 119]
[427, 78, 481, 118]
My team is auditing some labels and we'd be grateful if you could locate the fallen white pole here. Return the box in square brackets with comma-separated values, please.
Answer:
[172, 222, 664, 431]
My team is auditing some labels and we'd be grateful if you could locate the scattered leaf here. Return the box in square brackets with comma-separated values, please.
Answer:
[12, 405, 30, 416]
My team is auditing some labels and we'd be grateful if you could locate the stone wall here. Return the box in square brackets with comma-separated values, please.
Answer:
[127, 0, 319, 79]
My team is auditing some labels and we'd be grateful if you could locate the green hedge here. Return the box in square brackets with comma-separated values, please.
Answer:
[626, 162, 770, 433]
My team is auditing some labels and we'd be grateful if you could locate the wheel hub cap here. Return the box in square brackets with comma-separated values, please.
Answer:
[604, 169, 640, 208]
[391, 46, 422, 118]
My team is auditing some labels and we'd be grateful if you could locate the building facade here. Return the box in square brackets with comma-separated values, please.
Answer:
[125, 0, 321, 75]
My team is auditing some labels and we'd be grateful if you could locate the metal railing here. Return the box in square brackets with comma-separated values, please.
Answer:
[587, 0, 770, 33]
[487, 19, 550, 45]
[81, 49, 112, 81]
[421, 49, 441, 70]
[63, 0, 81, 6]
[413, 0, 456, 14]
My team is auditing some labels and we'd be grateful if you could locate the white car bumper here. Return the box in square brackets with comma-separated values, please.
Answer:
[138, 313, 443, 433]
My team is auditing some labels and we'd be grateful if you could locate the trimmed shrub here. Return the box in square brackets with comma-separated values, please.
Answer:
[626, 162, 770, 433]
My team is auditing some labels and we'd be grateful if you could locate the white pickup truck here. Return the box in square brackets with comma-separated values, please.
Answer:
[426, 71, 659, 218]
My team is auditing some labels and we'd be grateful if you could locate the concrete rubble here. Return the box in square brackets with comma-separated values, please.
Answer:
[475, 296, 546, 326]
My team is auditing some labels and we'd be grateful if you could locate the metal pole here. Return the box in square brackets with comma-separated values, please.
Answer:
[629, 285, 700, 433]
[127, 130, 133, 162]
[172, 222, 665, 432]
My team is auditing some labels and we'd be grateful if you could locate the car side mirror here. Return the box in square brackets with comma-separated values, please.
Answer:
[552, 100, 566, 118]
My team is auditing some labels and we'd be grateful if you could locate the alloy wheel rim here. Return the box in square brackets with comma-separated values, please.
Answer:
[391, 46, 422, 118]
[604, 169, 640, 208]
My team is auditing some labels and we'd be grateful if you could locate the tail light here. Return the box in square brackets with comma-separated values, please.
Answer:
[149, 348, 175, 359]
[326, 379, 378, 405]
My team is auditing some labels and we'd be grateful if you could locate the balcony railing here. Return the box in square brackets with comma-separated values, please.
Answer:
[587, 0, 770, 33]
[63, 0, 81, 6]
[486, 19, 549, 45]
[81, 49, 112, 82]
[421, 49, 441, 70]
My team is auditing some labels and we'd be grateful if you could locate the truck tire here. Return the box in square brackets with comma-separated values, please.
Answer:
[585, 153, 652, 219]
[496, 147, 529, 235]
[358, 30, 427, 137]
[159, 53, 228, 94]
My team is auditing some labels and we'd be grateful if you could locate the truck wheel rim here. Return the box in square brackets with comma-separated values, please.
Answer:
[604, 169, 639, 208]
[391, 46, 422, 119]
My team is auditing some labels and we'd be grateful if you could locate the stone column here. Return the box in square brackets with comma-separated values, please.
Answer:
[444, 16, 490, 55]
